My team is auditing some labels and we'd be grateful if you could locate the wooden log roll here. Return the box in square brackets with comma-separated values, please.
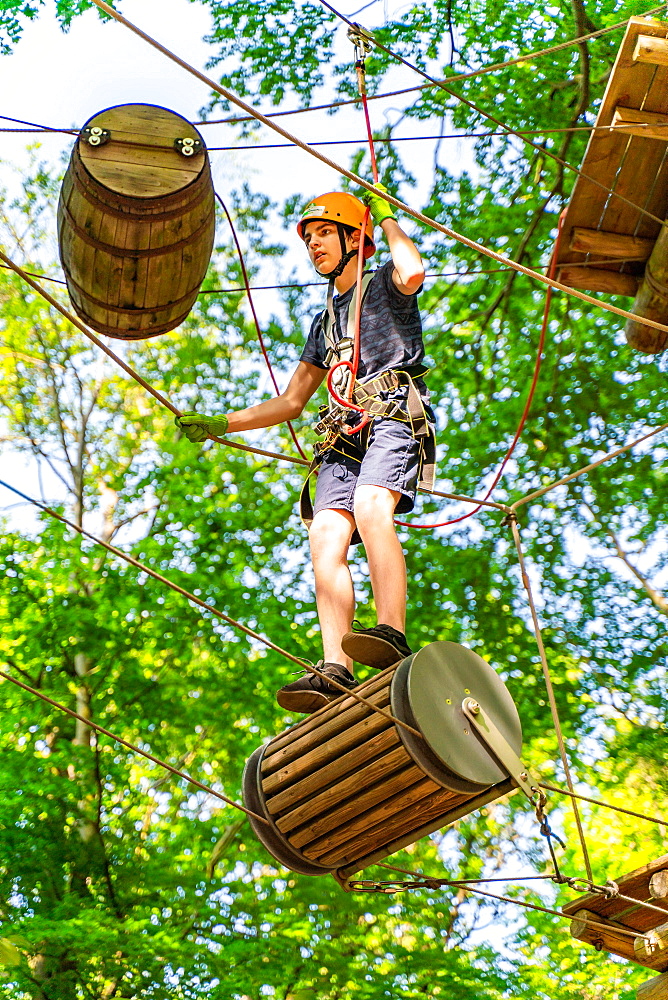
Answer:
[637, 971, 668, 1000]
[651, 872, 668, 900]
[625, 222, 668, 353]
[57, 103, 215, 340]
[569, 908, 639, 963]
[636, 921, 668, 972]
[243, 641, 520, 879]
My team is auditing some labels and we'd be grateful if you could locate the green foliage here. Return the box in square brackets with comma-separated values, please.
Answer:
[0, 1, 667, 998]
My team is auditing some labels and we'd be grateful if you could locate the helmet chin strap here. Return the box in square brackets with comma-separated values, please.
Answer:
[313, 223, 358, 279]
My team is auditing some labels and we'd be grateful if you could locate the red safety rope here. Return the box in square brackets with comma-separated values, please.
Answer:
[324, 31, 379, 436]
[214, 192, 307, 460]
[395, 209, 567, 528]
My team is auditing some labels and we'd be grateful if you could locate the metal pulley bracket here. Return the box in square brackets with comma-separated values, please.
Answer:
[462, 697, 539, 800]
[347, 22, 373, 96]
[347, 22, 373, 58]
[81, 126, 111, 147]
[174, 137, 203, 157]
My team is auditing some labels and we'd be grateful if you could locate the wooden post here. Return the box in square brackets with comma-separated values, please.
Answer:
[635, 921, 668, 972]
[569, 908, 638, 962]
[611, 106, 668, 141]
[651, 872, 668, 900]
[625, 224, 668, 353]
[557, 266, 640, 297]
[634, 35, 668, 67]
[637, 971, 668, 1000]
[569, 227, 654, 260]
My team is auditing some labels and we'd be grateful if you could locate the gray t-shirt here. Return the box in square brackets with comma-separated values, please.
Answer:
[300, 260, 425, 379]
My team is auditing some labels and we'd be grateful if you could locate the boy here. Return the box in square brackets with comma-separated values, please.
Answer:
[177, 186, 433, 713]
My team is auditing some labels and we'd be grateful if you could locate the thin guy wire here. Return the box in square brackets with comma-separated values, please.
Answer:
[380, 864, 666, 925]
[369, 864, 659, 935]
[539, 782, 668, 829]
[316, 0, 667, 229]
[0, 113, 76, 133]
[214, 190, 307, 460]
[0, 479, 423, 741]
[511, 423, 668, 510]
[509, 515, 594, 882]
[197, 4, 668, 126]
[378, 862, 553, 884]
[352, 869, 652, 939]
[0, 259, 651, 295]
[0, 247, 512, 513]
[0, 665, 268, 825]
[205, 120, 668, 151]
[2, 6, 664, 140]
[0, 249, 306, 467]
[86, 0, 668, 340]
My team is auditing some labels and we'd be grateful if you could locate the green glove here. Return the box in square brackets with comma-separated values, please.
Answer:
[362, 182, 397, 226]
[175, 411, 229, 443]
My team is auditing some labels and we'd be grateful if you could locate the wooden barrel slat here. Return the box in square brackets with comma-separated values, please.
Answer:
[275, 744, 414, 833]
[58, 103, 214, 340]
[262, 710, 392, 796]
[262, 686, 391, 776]
[303, 777, 443, 861]
[265, 728, 400, 814]
[288, 764, 427, 848]
[309, 785, 468, 868]
[266, 666, 395, 757]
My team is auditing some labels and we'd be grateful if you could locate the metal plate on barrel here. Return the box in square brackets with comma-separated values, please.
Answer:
[79, 103, 206, 199]
[406, 641, 522, 787]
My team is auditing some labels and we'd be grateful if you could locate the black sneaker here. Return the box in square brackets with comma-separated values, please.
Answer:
[276, 661, 356, 714]
[341, 623, 412, 669]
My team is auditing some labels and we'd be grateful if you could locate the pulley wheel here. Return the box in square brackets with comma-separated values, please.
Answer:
[392, 641, 522, 789]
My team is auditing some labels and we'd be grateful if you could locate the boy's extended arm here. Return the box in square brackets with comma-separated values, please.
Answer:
[176, 361, 325, 441]
[227, 361, 325, 432]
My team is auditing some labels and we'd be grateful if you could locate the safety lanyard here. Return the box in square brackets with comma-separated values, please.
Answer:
[322, 273, 373, 405]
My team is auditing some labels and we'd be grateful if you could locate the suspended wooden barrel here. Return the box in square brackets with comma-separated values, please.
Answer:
[243, 641, 520, 881]
[57, 103, 215, 340]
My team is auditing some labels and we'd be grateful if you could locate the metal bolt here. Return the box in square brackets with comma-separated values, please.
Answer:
[520, 771, 528, 781]
[445, 698, 451, 705]
[463, 729, 469, 735]
[464, 688, 470, 694]
[468, 700, 480, 715]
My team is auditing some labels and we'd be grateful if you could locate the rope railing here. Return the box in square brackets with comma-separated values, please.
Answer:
[198, 4, 667, 125]
[0, 479, 424, 741]
[0, 666, 268, 825]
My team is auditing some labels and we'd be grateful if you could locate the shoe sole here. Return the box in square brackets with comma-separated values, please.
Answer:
[341, 632, 410, 669]
[276, 689, 338, 714]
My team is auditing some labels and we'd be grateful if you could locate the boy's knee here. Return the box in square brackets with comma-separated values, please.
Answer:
[309, 508, 355, 555]
[353, 486, 400, 528]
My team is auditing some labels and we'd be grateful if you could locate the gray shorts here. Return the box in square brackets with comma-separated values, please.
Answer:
[313, 417, 421, 520]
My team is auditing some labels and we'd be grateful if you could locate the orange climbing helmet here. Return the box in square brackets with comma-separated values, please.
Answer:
[297, 192, 376, 259]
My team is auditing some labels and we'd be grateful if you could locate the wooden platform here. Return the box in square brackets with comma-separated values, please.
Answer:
[563, 854, 668, 996]
[557, 16, 668, 299]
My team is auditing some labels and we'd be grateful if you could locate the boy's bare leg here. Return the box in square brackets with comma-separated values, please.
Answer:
[309, 507, 356, 669]
[353, 485, 406, 631]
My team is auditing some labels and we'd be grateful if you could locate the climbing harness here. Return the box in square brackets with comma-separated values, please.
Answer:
[298, 269, 436, 529]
